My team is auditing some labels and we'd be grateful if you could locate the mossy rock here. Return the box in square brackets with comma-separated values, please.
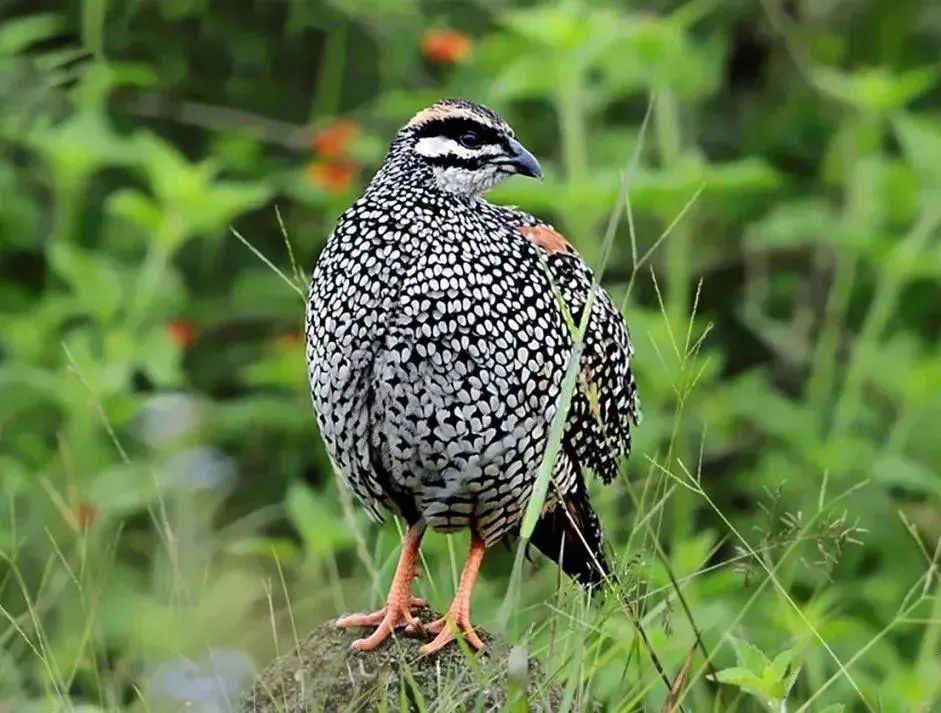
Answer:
[238, 608, 563, 712]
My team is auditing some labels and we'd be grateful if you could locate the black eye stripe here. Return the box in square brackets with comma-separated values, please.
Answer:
[425, 153, 490, 170]
[414, 117, 505, 146]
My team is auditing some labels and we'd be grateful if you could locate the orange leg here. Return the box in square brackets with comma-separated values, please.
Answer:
[336, 526, 426, 651]
[418, 535, 486, 656]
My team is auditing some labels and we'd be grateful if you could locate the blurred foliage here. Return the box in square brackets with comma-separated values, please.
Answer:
[1, 0, 941, 711]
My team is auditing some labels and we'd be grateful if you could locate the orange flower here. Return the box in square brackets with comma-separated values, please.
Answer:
[421, 29, 472, 64]
[312, 119, 359, 159]
[306, 160, 357, 195]
[167, 320, 196, 349]
[75, 502, 98, 531]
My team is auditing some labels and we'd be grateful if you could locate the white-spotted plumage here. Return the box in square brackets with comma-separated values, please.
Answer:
[306, 99, 640, 588]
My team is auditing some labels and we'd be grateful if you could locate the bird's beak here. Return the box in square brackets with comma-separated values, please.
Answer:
[504, 138, 543, 179]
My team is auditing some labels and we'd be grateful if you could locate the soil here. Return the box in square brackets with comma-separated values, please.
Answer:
[237, 608, 564, 712]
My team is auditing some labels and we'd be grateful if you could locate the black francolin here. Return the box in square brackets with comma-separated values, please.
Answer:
[305, 99, 640, 655]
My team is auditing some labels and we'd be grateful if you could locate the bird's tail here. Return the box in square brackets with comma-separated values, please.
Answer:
[529, 486, 614, 590]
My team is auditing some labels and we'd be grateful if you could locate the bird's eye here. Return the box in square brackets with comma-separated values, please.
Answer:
[458, 131, 482, 149]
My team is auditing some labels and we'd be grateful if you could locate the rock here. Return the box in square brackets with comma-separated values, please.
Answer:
[237, 608, 563, 712]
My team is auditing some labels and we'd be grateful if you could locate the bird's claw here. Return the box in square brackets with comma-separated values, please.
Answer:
[418, 612, 484, 656]
[337, 596, 428, 651]
[404, 619, 425, 636]
[336, 610, 385, 628]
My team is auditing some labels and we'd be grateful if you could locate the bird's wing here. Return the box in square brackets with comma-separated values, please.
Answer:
[514, 220, 638, 590]
[469, 209, 639, 588]
[517, 223, 641, 484]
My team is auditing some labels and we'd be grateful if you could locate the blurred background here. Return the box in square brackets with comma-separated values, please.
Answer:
[2, 0, 941, 710]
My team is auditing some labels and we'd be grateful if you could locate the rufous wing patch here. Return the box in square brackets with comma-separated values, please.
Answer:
[520, 225, 575, 255]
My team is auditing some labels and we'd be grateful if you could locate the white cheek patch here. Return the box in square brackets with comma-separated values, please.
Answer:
[415, 135, 501, 160]
[433, 165, 505, 195]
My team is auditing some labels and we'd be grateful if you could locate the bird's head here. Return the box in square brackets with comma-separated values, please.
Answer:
[393, 99, 542, 197]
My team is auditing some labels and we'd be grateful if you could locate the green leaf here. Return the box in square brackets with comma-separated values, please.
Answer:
[596, 16, 723, 100]
[768, 646, 800, 680]
[139, 323, 185, 386]
[813, 66, 939, 114]
[703, 158, 781, 196]
[107, 188, 163, 234]
[32, 47, 92, 73]
[0, 13, 63, 56]
[29, 111, 136, 187]
[501, 6, 619, 54]
[489, 53, 561, 101]
[713, 640, 803, 708]
[773, 661, 802, 702]
[131, 133, 272, 244]
[729, 636, 771, 674]
[766, 646, 803, 700]
[745, 199, 836, 251]
[48, 241, 124, 322]
[0, 162, 39, 249]
[894, 112, 941, 187]
[712, 666, 768, 695]
[88, 463, 167, 515]
[871, 454, 941, 497]
[286, 483, 354, 556]
[72, 61, 158, 112]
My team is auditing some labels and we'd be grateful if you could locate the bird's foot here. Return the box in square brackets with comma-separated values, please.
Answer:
[336, 596, 427, 651]
[418, 609, 484, 656]
[417, 535, 486, 656]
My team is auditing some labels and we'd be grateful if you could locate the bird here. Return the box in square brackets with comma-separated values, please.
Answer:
[305, 99, 640, 656]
